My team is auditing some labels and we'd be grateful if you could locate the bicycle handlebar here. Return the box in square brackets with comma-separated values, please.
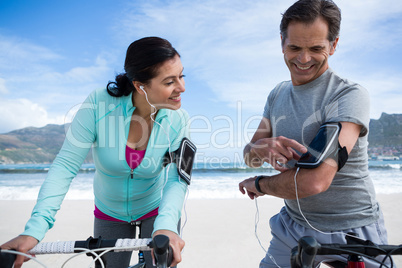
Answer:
[0, 235, 173, 268]
[291, 236, 402, 268]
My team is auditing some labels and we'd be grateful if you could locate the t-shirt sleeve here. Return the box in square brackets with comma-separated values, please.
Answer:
[263, 85, 279, 119]
[324, 83, 370, 137]
[263, 95, 270, 119]
[263, 81, 290, 120]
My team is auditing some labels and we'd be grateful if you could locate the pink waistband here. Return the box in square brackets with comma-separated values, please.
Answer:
[94, 206, 159, 222]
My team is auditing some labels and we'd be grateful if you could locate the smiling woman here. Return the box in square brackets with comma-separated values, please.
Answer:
[1, 37, 191, 268]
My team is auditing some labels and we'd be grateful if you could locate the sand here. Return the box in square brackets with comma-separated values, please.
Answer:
[1, 194, 401, 267]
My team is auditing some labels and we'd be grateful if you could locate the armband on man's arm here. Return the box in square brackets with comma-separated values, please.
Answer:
[295, 122, 348, 171]
[330, 143, 348, 171]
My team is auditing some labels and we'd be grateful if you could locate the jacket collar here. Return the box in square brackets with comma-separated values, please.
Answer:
[124, 92, 168, 121]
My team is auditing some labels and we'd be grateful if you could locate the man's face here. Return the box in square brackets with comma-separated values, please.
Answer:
[282, 17, 338, 86]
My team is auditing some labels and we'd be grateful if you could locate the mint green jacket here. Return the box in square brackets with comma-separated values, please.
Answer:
[22, 88, 189, 241]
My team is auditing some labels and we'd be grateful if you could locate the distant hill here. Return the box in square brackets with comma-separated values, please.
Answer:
[0, 113, 401, 164]
[0, 124, 92, 164]
[368, 113, 402, 147]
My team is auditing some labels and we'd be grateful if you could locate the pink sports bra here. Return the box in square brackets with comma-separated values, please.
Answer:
[125, 145, 146, 170]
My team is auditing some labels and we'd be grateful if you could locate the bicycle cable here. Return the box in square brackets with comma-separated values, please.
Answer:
[254, 197, 282, 268]
[293, 167, 361, 241]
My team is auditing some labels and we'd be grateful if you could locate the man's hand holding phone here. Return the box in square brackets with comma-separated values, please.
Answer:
[248, 136, 307, 172]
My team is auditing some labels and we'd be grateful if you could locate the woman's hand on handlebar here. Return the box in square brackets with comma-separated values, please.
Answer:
[152, 229, 185, 267]
[0, 235, 38, 268]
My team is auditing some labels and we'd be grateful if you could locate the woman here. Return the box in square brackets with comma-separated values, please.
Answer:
[1, 37, 189, 268]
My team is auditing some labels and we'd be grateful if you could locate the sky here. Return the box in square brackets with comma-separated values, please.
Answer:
[1, 0, 402, 161]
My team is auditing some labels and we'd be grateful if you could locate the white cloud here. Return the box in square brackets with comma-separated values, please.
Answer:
[336, 0, 402, 53]
[118, 0, 294, 112]
[1, 0, 401, 135]
[0, 98, 64, 134]
[0, 35, 61, 73]
[0, 35, 113, 132]
[118, 0, 402, 118]
[353, 72, 402, 119]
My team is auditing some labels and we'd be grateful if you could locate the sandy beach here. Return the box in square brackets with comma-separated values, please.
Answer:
[1, 194, 401, 267]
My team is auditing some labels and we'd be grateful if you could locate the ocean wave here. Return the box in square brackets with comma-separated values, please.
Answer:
[1, 161, 401, 175]
[193, 166, 275, 173]
[0, 168, 96, 174]
[368, 164, 402, 170]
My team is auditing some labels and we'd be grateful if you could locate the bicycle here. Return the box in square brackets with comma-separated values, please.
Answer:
[291, 234, 402, 268]
[0, 234, 173, 268]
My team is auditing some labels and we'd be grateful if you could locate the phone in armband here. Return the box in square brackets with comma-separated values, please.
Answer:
[296, 122, 347, 170]
[163, 137, 197, 185]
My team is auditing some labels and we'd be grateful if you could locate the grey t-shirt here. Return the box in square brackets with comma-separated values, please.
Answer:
[263, 68, 379, 231]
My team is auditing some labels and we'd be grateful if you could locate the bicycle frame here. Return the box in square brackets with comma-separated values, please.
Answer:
[128, 251, 145, 268]
[129, 220, 146, 268]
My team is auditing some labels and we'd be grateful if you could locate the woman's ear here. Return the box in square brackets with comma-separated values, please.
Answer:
[133, 81, 146, 95]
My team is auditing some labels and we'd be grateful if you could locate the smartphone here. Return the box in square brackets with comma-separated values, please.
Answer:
[163, 138, 197, 185]
[176, 138, 197, 185]
[295, 122, 341, 169]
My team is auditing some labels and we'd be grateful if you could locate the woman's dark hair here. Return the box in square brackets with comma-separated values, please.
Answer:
[107, 37, 180, 97]
[280, 0, 341, 46]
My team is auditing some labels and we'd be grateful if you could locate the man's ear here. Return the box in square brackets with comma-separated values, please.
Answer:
[330, 37, 339, 56]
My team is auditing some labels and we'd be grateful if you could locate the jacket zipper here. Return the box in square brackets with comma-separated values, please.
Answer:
[127, 169, 134, 219]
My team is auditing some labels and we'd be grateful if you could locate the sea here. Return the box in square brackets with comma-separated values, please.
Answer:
[0, 160, 401, 200]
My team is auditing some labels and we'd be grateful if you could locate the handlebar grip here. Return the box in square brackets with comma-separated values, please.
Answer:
[166, 245, 174, 267]
[152, 235, 173, 268]
[298, 237, 320, 268]
[291, 246, 301, 268]
[0, 250, 16, 268]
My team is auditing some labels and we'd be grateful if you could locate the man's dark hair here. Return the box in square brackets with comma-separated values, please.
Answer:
[280, 0, 341, 46]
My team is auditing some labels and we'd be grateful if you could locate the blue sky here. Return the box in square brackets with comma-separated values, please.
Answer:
[1, 0, 402, 161]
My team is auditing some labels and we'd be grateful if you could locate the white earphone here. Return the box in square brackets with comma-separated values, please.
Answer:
[139, 82, 189, 237]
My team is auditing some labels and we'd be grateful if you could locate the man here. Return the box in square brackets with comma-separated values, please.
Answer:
[239, 0, 389, 267]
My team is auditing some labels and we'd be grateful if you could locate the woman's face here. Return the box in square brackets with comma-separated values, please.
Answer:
[145, 54, 185, 110]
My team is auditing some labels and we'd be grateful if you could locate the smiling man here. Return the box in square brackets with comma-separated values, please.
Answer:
[239, 0, 390, 267]
[282, 16, 338, 86]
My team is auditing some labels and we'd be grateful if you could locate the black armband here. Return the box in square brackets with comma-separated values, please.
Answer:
[330, 142, 348, 171]
[162, 138, 197, 185]
[295, 122, 349, 171]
